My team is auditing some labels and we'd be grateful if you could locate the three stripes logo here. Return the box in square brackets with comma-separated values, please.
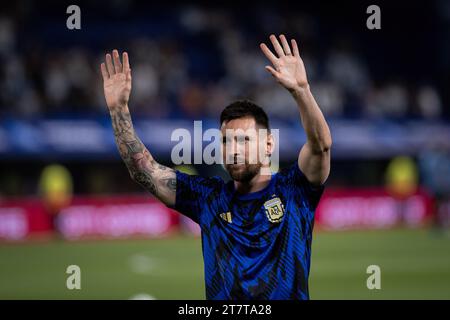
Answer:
[220, 211, 233, 223]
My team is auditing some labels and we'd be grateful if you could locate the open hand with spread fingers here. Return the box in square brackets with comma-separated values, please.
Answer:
[100, 49, 132, 111]
[260, 34, 309, 93]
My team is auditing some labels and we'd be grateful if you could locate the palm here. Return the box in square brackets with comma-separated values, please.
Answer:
[100, 50, 132, 110]
[104, 73, 130, 108]
[260, 35, 308, 91]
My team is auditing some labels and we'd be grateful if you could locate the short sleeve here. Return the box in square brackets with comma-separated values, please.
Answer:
[169, 171, 223, 224]
[278, 163, 325, 210]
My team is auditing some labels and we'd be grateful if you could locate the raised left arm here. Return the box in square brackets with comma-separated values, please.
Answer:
[260, 34, 332, 186]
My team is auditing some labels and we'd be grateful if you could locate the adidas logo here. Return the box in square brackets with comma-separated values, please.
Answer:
[219, 211, 232, 223]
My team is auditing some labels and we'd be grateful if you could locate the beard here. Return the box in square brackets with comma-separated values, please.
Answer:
[225, 162, 261, 182]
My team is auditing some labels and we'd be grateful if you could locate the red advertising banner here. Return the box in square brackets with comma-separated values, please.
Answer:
[315, 188, 434, 230]
[0, 195, 179, 241]
[57, 195, 179, 240]
[0, 198, 51, 240]
[0, 188, 436, 241]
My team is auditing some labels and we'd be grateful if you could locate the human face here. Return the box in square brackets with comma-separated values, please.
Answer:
[221, 116, 272, 182]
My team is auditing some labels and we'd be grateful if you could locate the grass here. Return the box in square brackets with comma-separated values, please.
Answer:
[0, 228, 449, 299]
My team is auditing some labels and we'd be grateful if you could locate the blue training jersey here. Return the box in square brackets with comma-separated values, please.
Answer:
[171, 163, 325, 300]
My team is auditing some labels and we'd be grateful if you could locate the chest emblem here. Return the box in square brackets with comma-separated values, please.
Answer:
[264, 196, 285, 223]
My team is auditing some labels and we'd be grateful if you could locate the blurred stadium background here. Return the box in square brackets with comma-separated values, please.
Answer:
[0, 0, 450, 299]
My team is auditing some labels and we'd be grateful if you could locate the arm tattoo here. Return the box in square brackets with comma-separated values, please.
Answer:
[109, 108, 176, 202]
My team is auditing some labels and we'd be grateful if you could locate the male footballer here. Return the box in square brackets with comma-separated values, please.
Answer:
[100, 34, 332, 299]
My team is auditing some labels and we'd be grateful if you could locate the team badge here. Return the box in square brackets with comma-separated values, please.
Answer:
[264, 196, 285, 223]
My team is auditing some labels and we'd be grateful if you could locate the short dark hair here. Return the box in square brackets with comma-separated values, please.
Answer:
[220, 99, 270, 130]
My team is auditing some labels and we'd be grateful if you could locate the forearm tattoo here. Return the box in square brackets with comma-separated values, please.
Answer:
[110, 108, 176, 200]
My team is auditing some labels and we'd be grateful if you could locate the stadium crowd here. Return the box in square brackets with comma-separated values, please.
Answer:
[0, 3, 446, 120]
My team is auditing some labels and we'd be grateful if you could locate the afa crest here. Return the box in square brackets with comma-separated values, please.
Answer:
[264, 197, 285, 223]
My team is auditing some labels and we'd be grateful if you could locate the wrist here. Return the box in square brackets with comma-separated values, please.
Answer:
[109, 103, 129, 114]
[289, 83, 311, 99]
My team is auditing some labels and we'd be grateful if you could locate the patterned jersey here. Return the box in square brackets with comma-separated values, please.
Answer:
[171, 163, 325, 300]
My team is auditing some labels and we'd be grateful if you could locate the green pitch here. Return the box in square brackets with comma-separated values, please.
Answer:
[0, 228, 449, 299]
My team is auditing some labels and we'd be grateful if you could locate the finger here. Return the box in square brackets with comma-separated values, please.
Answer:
[113, 49, 122, 74]
[122, 52, 130, 72]
[260, 43, 278, 65]
[106, 53, 115, 76]
[126, 68, 132, 82]
[100, 63, 109, 81]
[265, 65, 280, 78]
[280, 34, 292, 56]
[269, 34, 285, 57]
[291, 39, 300, 58]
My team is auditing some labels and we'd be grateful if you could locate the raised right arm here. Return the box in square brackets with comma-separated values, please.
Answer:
[101, 49, 176, 206]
